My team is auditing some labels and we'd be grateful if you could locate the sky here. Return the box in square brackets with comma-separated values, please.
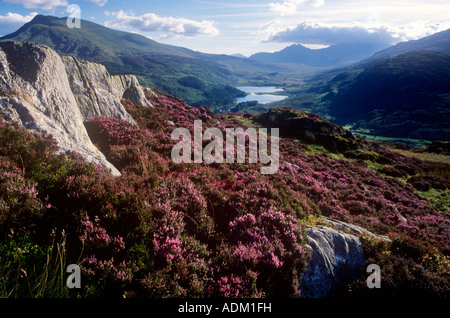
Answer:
[0, 0, 449, 56]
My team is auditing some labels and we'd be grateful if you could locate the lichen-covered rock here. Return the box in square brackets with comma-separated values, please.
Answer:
[299, 225, 365, 298]
[299, 219, 391, 298]
[111, 74, 153, 108]
[0, 41, 153, 176]
[62, 56, 152, 122]
[62, 56, 134, 123]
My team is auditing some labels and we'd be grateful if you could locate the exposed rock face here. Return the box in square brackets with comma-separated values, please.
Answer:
[299, 225, 365, 298]
[323, 217, 391, 241]
[299, 219, 390, 298]
[0, 41, 152, 176]
[62, 56, 152, 122]
[111, 74, 153, 109]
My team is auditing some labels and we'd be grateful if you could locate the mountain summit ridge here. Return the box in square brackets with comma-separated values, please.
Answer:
[249, 42, 391, 67]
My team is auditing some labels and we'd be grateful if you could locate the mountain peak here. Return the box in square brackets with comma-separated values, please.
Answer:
[5, 14, 65, 36]
[249, 42, 391, 67]
[28, 13, 62, 23]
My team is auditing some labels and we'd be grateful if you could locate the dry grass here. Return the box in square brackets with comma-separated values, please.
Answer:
[392, 149, 450, 165]
[391, 149, 450, 180]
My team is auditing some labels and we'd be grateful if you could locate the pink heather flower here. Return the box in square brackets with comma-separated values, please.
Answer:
[159, 236, 183, 260]
[268, 252, 283, 269]
[217, 275, 245, 298]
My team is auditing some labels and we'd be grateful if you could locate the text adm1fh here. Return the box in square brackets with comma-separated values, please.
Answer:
[178, 302, 272, 315]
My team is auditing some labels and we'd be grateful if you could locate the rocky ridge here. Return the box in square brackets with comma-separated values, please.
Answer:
[0, 41, 152, 176]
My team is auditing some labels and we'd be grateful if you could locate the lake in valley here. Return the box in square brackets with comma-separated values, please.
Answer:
[235, 86, 288, 104]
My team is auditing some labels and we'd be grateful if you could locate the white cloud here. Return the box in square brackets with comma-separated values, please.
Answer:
[264, 21, 396, 45]
[389, 21, 450, 41]
[3, 0, 68, 10]
[86, 0, 107, 7]
[0, 12, 38, 24]
[261, 20, 450, 46]
[269, 0, 325, 15]
[0, 12, 38, 32]
[104, 10, 219, 38]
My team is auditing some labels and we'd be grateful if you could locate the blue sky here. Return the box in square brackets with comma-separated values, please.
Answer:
[1, 0, 449, 56]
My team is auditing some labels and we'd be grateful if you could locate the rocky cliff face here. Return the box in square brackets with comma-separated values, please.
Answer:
[62, 55, 152, 122]
[0, 41, 152, 176]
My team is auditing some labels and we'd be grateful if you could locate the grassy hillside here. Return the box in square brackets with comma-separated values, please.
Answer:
[0, 89, 448, 298]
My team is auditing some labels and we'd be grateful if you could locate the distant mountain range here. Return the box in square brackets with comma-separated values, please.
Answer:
[2, 14, 449, 145]
[240, 29, 450, 145]
[0, 15, 310, 110]
[247, 28, 450, 68]
[249, 42, 391, 67]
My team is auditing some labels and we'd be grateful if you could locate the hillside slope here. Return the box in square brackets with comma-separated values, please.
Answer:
[369, 28, 450, 59]
[1, 85, 449, 298]
[257, 50, 450, 145]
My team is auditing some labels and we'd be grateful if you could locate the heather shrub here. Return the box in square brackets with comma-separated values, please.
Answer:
[378, 166, 408, 178]
[0, 157, 43, 236]
[207, 207, 307, 297]
[0, 93, 448, 298]
[206, 270, 263, 298]
[344, 149, 379, 161]
[85, 117, 141, 148]
[345, 253, 449, 298]
[85, 117, 144, 170]
[22, 151, 156, 297]
[342, 234, 450, 298]
[0, 121, 70, 197]
[407, 175, 450, 191]
[156, 177, 214, 241]
[394, 163, 418, 176]
[139, 185, 211, 298]
[342, 200, 373, 216]
[390, 234, 434, 262]
[0, 121, 59, 176]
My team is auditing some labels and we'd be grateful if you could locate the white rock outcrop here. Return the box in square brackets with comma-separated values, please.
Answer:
[62, 55, 152, 122]
[0, 41, 152, 176]
[299, 225, 364, 298]
[299, 219, 390, 298]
